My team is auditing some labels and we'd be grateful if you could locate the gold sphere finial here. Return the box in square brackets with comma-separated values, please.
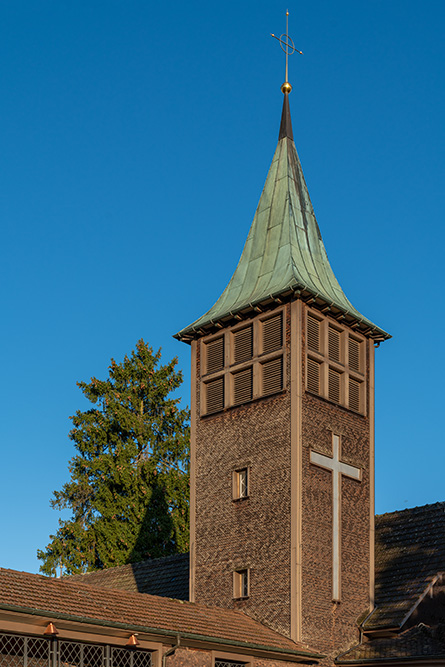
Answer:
[281, 81, 292, 94]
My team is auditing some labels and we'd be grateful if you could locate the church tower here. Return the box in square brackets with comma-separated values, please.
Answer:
[175, 72, 390, 657]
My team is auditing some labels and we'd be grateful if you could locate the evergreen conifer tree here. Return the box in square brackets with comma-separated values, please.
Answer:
[37, 340, 189, 576]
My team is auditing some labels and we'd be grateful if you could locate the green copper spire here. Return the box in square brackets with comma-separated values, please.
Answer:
[176, 94, 389, 342]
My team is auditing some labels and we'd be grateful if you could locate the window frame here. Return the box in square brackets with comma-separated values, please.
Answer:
[200, 308, 285, 416]
[232, 466, 250, 501]
[212, 651, 252, 667]
[306, 308, 367, 415]
[233, 568, 250, 600]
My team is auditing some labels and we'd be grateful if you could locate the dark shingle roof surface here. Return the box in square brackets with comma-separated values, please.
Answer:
[66, 553, 189, 600]
[0, 568, 318, 658]
[337, 623, 445, 663]
[364, 502, 445, 631]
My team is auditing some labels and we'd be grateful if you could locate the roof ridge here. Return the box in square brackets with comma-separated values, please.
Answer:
[376, 500, 445, 519]
[65, 552, 188, 579]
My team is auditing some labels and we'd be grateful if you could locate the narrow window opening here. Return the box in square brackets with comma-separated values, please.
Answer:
[233, 468, 249, 500]
[233, 569, 249, 599]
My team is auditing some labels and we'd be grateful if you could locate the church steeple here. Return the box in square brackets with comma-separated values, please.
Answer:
[179, 31, 390, 656]
[176, 93, 389, 343]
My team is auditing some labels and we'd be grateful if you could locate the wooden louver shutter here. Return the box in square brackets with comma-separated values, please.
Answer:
[328, 327, 341, 362]
[307, 357, 321, 394]
[206, 337, 224, 374]
[262, 357, 283, 396]
[233, 367, 253, 405]
[328, 368, 341, 403]
[349, 378, 361, 412]
[233, 326, 253, 364]
[349, 338, 361, 373]
[206, 377, 224, 414]
[262, 314, 282, 354]
[307, 315, 320, 353]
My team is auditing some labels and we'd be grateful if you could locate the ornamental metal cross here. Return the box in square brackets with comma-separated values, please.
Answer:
[271, 10, 303, 88]
[310, 434, 362, 601]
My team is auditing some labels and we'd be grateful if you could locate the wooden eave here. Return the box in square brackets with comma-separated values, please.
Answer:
[175, 287, 390, 344]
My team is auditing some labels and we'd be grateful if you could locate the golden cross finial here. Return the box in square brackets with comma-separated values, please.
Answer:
[271, 10, 303, 94]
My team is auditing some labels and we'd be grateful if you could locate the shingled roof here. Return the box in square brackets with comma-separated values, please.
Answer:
[65, 502, 445, 635]
[66, 553, 189, 600]
[364, 502, 445, 631]
[336, 502, 445, 664]
[0, 568, 320, 660]
[337, 623, 445, 663]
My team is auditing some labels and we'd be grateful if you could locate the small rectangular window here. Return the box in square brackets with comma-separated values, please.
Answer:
[206, 336, 224, 374]
[215, 661, 247, 667]
[233, 569, 249, 599]
[233, 326, 253, 364]
[233, 468, 249, 499]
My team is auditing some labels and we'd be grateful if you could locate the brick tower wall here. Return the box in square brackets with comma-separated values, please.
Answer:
[191, 301, 374, 656]
[300, 304, 373, 657]
[192, 305, 294, 637]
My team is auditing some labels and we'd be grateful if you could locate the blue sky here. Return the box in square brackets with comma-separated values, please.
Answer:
[1, 1, 444, 574]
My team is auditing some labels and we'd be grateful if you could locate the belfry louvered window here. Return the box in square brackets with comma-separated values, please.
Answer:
[233, 326, 253, 364]
[262, 314, 282, 353]
[233, 367, 253, 405]
[328, 368, 341, 403]
[306, 310, 366, 414]
[307, 357, 321, 395]
[262, 357, 283, 396]
[206, 336, 224, 374]
[307, 314, 320, 353]
[201, 309, 285, 415]
[328, 326, 341, 362]
[205, 377, 224, 414]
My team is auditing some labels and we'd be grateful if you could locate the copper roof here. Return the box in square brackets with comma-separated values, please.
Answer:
[176, 94, 389, 343]
[0, 568, 319, 659]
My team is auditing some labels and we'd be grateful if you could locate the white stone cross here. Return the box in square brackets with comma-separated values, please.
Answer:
[310, 434, 361, 601]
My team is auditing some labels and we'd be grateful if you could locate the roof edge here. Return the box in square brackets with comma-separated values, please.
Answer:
[0, 603, 323, 661]
[175, 288, 391, 343]
[362, 573, 445, 633]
